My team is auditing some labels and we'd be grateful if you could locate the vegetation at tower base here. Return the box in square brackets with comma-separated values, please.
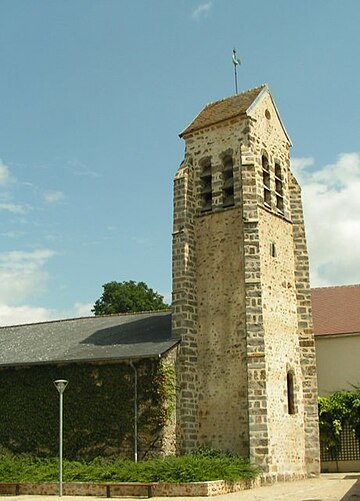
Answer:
[0, 359, 174, 461]
[0, 450, 258, 483]
[318, 387, 360, 460]
[92, 280, 169, 315]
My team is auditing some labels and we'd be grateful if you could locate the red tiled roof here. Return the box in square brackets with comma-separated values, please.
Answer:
[179, 84, 267, 137]
[311, 285, 360, 337]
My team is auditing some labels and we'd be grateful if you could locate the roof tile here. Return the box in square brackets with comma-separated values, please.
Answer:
[0, 311, 177, 366]
[311, 284, 360, 336]
[179, 84, 267, 137]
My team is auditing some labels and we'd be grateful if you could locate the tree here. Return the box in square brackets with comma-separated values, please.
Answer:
[92, 280, 169, 315]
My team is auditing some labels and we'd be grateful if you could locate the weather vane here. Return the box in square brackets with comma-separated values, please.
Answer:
[232, 48, 241, 94]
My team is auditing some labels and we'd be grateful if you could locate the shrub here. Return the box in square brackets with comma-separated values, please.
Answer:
[0, 452, 258, 484]
[318, 387, 360, 461]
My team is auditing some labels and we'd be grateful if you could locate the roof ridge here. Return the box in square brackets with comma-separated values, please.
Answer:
[204, 83, 268, 109]
[312, 284, 360, 291]
[179, 83, 269, 138]
[0, 308, 172, 329]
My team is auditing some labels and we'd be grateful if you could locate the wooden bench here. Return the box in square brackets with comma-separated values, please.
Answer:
[0, 482, 20, 495]
[103, 482, 154, 498]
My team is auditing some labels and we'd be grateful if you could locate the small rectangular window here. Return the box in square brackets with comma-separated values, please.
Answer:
[287, 371, 295, 415]
[270, 242, 276, 258]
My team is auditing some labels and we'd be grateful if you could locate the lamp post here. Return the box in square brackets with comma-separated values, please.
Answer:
[54, 379, 68, 497]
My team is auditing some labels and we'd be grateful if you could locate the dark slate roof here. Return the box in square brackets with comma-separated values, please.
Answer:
[179, 84, 267, 137]
[311, 285, 360, 336]
[0, 311, 177, 367]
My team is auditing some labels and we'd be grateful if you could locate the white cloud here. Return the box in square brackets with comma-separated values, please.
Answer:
[0, 304, 55, 326]
[67, 158, 101, 178]
[1, 230, 24, 238]
[0, 249, 56, 305]
[292, 152, 360, 287]
[0, 301, 94, 327]
[0, 190, 29, 215]
[192, 1, 212, 19]
[0, 159, 13, 185]
[43, 190, 65, 204]
[290, 157, 314, 170]
[0, 202, 26, 214]
[73, 302, 93, 317]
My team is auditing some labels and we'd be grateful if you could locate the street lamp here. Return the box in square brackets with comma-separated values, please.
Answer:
[54, 379, 68, 497]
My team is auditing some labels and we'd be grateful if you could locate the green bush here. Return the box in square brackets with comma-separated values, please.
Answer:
[0, 453, 258, 483]
[318, 387, 360, 461]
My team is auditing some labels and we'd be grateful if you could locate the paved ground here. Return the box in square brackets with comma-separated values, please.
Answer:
[0, 474, 359, 501]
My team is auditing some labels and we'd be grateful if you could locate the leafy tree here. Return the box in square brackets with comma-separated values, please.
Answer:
[92, 280, 169, 315]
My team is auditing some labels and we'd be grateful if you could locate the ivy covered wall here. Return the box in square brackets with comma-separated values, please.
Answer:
[0, 357, 176, 460]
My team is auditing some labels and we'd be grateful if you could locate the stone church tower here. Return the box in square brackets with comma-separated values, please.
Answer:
[172, 84, 320, 478]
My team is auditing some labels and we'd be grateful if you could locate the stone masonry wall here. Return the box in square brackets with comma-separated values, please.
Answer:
[195, 208, 248, 455]
[288, 172, 320, 476]
[172, 158, 199, 453]
[174, 119, 251, 454]
[173, 87, 320, 475]
[258, 208, 306, 475]
[239, 117, 269, 472]
[243, 90, 319, 477]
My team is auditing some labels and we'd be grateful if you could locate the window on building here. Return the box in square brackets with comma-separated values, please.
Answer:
[222, 155, 234, 207]
[270, 242, 276, 258]
[275, 163, 284, 213]
[262, 155, 271, 207]
[287, 371, 295, 415]
[200, 161, 212, 212]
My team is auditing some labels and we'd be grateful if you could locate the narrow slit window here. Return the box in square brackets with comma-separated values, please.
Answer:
[222, 156, 234, 207]
[270, 242, 276, 258]
[200, 161, 212, 212]
[275, 163, 284, 213]
[287, 371, 295, 415]
[262, 155, 271, 207]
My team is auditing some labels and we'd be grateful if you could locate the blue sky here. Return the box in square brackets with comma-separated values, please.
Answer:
[0, 0, 359, 325]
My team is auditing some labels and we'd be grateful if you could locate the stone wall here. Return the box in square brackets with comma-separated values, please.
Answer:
[243, 91, 319, 476]
[258, 208, 306, 475]
[172, 158, 200, 452]
[173, 117, 251, 455]
[289, 172, 320, 475]
[0, 478, 261, 497]
[195, 207, 248, 455]
[173, 86, 320, 475]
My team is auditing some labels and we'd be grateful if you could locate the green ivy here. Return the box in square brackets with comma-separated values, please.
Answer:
[0, 359, 174, 461]
[153, 360, 176, 427]
[318, 387, 360, 461]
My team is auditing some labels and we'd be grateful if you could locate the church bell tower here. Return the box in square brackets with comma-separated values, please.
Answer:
[172, 85, 320, 478]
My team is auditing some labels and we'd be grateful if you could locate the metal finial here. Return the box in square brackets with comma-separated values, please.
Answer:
[232, 48, 241, 94]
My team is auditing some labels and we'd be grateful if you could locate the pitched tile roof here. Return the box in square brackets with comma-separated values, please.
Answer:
[0, 310, 177, 367]
[179, 84, 267, 137]
[311, 285, 360, 336]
